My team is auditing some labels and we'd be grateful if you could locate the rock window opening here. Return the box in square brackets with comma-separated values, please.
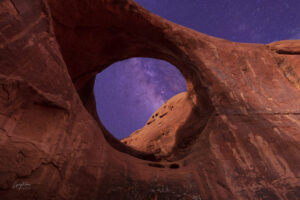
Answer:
[94, 57, 187, 143]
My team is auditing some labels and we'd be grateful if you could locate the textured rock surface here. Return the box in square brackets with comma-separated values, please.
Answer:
[0, 0, 299, 199]
[121, 92, 206, 162]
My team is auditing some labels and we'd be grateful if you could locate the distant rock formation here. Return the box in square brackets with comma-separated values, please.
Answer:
[0, 0, 299, 199]
[122, 92, 206, 162]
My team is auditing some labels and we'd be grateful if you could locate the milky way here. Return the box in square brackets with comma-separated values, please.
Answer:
[94, 58, 186, 139]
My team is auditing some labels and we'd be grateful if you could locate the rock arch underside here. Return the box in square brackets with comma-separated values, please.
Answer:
[0, 0, 300, 199]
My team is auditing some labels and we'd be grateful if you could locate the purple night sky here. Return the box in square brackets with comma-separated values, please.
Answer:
[94, 0, 300, 139]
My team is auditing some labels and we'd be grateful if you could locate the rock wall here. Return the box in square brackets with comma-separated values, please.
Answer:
[0, 0, 299, 199]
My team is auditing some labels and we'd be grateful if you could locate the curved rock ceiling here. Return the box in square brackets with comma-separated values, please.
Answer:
[0, 0, 300, 199]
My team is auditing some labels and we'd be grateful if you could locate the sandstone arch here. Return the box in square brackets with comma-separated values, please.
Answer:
[0, 0, 299, 199]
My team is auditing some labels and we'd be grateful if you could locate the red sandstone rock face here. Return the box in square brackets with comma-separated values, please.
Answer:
[121, 92, 206, 162]
[0, 0, 300, 199]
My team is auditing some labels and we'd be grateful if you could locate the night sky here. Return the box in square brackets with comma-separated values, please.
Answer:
[94, 0, 300, 139]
